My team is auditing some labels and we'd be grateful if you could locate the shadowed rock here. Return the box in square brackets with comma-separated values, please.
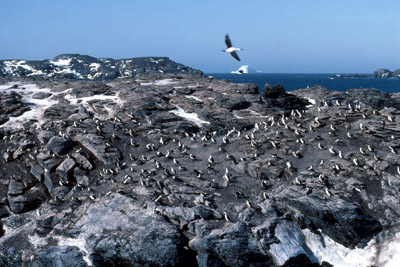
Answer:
[45, 136, 73, 156]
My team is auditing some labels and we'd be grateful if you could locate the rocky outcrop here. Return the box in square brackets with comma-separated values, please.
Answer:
[260, 83, 310, 111]
[373, 68, 400, 78]
[1, 74, 400, 266]
[0, 90, 31, 125]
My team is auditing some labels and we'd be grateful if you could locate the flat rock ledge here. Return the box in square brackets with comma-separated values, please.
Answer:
[1, 74, 400, 266]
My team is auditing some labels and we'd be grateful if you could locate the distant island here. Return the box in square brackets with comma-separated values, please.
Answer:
[372, 68, 400, 78]
[330, 68, 400, 79]
[0, 54, 203, 80]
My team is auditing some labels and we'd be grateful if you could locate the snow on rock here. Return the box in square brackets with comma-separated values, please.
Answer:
[50, 58, 72, 66]
[89, 63, 101, 72]
[140, 79, 177, 86]
[53, 68, 84, 79]
[1, 54, 203, 80]
[185, 95, 203, 102]
[0, 83, 58, 129]
[169, 104, 210, 127]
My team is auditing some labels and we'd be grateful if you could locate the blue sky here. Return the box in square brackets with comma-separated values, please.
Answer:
[0, 0, 399, 73]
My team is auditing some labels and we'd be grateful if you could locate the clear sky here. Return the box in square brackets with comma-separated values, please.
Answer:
[0, 0, 399, 73]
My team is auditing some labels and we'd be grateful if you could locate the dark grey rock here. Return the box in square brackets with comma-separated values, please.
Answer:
[189, 222, 273, 266]
[194, 205, 222, 220]
[275, 187, 382, 248]
[73, 168, 90, 187]
[217, 96, 250, 110]
[75, 134, 120, 164]
[35, 215, 61, 236]
[38, 130, 55, 143]
[56, 158, 76, 180]
[8, 183, 46, 213]
[71, 82, 112, 98]
[0, 91, 31, 125]
[37, 152, 62, 172]
[43, 172, 55, 194]
[31, 164, 44, 182]
[32, 92, 52, 99]
[0, 184, 10, 218]
[45, 136, 73, 156]
[43, 103, 78, 120]
[35, 246, 88, 267]
[261, 83, 286, 98]
[162, 206, 198, 228]
[2, 151, 12, 162]
[346, 88, 400, 110]
[260, 83, 310, 110]
[77, 195, 190, 266]
[72, 152, 93, 170]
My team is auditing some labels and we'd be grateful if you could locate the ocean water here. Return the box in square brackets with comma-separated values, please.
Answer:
[205, 73, 400, 94]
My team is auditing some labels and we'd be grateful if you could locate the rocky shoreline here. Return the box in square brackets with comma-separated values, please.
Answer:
[1, 67, 400, 266]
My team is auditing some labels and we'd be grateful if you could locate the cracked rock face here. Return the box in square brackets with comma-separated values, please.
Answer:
[1, 72, 400, 266]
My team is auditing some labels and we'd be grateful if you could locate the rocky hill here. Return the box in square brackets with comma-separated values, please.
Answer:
[1, 70, 400, 266]
[0, 54, 202, 80]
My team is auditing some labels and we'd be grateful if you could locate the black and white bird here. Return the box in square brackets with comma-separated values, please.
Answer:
[223, 34, 243, 61]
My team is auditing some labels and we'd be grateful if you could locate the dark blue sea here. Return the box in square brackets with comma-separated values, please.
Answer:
[205, 73, 400, 94]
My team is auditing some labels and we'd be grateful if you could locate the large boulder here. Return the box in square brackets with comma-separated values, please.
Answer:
[260, 84, 286, 99]
[72, 194, 193, 266]
[189, 222, 274, 266]
[260, 84, 310, 110]
[7, 182, 47, 214]
[275, 186, 382, 249]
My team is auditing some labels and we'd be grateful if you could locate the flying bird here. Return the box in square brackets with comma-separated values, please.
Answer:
[223, 34, 242, 61]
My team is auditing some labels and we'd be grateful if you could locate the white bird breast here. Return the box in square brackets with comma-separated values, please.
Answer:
[225, 47, 241, 53]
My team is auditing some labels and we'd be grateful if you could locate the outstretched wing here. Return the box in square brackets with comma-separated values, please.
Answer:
[225, 34, 233, 48]
[230, 51, 240, 61]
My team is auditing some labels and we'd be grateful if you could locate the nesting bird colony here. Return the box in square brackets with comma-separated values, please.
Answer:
[0, 73, 400, 266]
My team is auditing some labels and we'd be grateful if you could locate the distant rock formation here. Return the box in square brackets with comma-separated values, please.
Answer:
[373, 68, 400, 78]
[0, 54, 203, 80]
[330, 69, 400, 79]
